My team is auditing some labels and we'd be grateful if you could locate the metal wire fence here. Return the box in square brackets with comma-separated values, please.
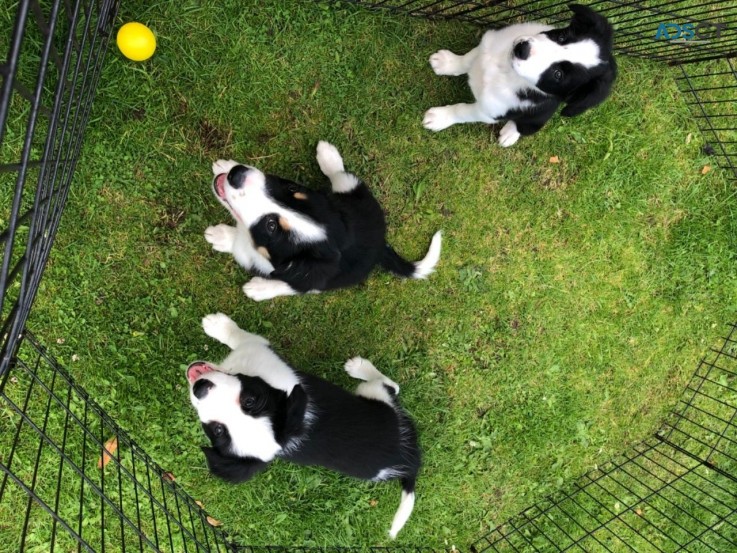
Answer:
[0, 0, 118, 375]
[1, 0, 736, 551]
[472, 323, 737, 553]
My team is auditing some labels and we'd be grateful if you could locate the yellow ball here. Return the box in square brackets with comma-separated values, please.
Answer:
[116, 22, 156, 62]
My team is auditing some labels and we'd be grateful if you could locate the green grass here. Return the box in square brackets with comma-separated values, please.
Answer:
[4, 0, 737, 548]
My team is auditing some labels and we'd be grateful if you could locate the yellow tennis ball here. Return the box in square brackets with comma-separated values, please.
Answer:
[116, 22, 156, 62]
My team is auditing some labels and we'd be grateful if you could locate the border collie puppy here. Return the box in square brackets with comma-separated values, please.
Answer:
[205, 141, 442, 301]
[423, 4, 616, 147]
[186, 313, 421, 538]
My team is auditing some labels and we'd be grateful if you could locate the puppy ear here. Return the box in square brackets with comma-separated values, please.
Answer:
[561, 58, 617, 117]
[200, 446, 268, 483]
[568, 4, 614, 43]
[283, 384, 308, 437]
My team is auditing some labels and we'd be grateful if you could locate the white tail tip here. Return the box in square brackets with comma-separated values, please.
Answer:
[412, 231, 442, 279]
[388, 490, 415, 539]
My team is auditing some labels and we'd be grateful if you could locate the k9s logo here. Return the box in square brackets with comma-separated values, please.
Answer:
[655, 22, 727, 42]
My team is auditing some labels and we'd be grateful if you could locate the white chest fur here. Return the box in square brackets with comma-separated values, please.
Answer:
[232, 222, 275, 276]
[467, 23, 553, 119]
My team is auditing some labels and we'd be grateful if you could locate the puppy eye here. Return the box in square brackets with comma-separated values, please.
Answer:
[266, 219, 277, 234]
[553, 69, 563, 80]
[242, 397, 256, 409]
[212, 423, 225, 437]
[288, 184, 298, 192]
[556, 33, 567, 44]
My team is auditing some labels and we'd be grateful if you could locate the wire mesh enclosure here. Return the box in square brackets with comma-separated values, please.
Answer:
[472, 323, 737, 552]
[346, 0, 737, 183]
[1, 0, 737, 551]
[0, 332, 233, 552]
[0, 0, 119, 375]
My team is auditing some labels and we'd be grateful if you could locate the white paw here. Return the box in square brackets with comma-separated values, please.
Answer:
[316, 141, 345, 177]
[344, 356, 371, 380]
[429, 50, 460, 76]
[243, 277, 294, 301]
[202, 313, 237, 341]
[423, 107, 454, 132]
[498, 121, 521, 148]
[212, 159, 238, 176]
[204, 224, 236, 253]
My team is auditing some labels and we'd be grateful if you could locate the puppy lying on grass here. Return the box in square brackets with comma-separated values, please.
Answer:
[205, 141, 442, 301]
[186, 313, 421, 538]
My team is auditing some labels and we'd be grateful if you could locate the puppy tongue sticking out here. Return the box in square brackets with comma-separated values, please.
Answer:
[187, 362, 215, 384]
[214, 173, 227, 198]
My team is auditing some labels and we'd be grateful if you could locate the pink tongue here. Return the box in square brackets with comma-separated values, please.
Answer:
[187, 362, 214, 384]
[215, 173, 227, 197]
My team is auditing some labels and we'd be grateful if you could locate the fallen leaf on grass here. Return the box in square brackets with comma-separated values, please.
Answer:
[701, 165, 712, 175]
[369, 499, 378, 507]
[635, 508, 643, 516]
[162, 471, 176, 482]
[206, 516, 223, 527]
[97, 436, 118, 469]
[549, 156, 560, 164]
[195, 500, 205, 509]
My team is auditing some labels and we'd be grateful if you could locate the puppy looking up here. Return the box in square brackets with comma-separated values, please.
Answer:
[424, 4, 616, 147]
[205, 141, 442, 301]
[186, 313, 421, 538]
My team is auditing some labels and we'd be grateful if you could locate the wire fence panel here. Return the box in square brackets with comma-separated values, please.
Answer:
[473, 324, 737, 553]
[0, 332, 234, 553]
[0, 0, 120, 375]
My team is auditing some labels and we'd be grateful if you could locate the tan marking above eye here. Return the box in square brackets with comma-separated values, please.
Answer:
[256, 246, 271, 259]
[293, 192, 307, 200]
[278, 216, 291, 231]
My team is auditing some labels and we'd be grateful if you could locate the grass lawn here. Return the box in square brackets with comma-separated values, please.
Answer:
[5, 0, 737, 548]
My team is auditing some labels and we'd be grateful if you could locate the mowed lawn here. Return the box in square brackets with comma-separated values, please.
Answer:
[17, 0, 737, 547]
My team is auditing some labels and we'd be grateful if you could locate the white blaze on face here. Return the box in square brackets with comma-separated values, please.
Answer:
[220, 167, 326, 243]
[512, 35, 602, 84]
[189, 370, 282, 462]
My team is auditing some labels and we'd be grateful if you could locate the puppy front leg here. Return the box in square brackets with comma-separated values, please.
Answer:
[202, 313, 270, 350]
[429, 47, 479, 76]
[423, 103, 495, 132]
[243, 277, 301, 302]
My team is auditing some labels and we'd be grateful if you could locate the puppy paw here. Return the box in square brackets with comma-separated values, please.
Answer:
[204, 224, 236, 253]
[243, 277, 294, 301]
[429, 50, 461, 76]
[202, 312, 238, 341]
[498, 121, 521, 148]
[315, 141, 345, 177]
[344, 356, 371, 380]
[212, 159, 239, 176]
[423, 107, 454, 132]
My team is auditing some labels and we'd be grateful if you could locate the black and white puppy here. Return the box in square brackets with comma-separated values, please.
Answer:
[186, 313, 420, 538]
[423, 4, 616, 147]
[205, 141, 442, 301]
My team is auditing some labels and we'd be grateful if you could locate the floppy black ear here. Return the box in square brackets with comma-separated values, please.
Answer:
[201, 447, 269, 483]
[561, 57, 617, 117]
[568, 4, 613, 43]
[283, 384, 308, 438]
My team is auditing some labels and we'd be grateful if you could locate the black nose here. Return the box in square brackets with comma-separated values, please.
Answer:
[193, 378, 214, 399]
[513, 41, 530, 60]
[228, 165, 248, 189]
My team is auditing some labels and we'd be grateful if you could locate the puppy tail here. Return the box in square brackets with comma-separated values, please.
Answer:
[381, 231, 442, 280]
[389, 478, 416, 539]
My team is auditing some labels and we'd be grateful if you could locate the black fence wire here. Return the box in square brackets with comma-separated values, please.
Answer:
[1, 0, 736, 551]
[472, 323, 737, 553]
